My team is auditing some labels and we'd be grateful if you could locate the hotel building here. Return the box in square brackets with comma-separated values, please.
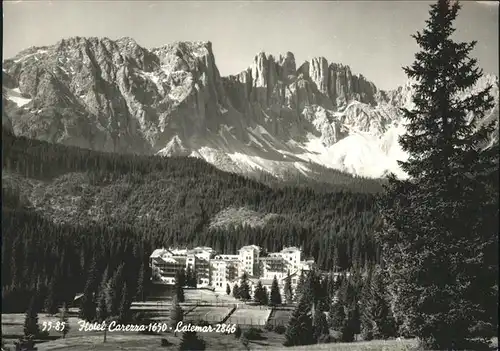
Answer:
[149, 245, 315, 291]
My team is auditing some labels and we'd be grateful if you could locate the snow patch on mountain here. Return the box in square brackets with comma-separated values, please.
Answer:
[137, 70, 163, 93]
[157, 136, 189, 156]
[294, 162, 310, 176]
[13, 49, 49, 63]
[320, 133, 402, 178]
[228, 152, 266, 172]
[5, 88, 32, 107]
[246, 129, 265, 148]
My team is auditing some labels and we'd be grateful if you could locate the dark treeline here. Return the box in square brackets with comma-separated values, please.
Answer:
[2, 207, 152, 313]
[2, 132, 382, 312]
[255, 168, 385, 194]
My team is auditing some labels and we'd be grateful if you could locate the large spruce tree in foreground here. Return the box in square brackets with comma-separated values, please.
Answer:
[361, 268, 396, 340]
[378, 0, 498, 349]
[284, 296, 314, 346]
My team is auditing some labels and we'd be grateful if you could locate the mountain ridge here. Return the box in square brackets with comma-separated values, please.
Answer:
[3, 36, 498, 180]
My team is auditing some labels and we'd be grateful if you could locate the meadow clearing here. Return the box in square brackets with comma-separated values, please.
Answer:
[4, 288, 496, 351]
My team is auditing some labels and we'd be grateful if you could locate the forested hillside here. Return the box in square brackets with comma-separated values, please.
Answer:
[2, 132, 383, 312]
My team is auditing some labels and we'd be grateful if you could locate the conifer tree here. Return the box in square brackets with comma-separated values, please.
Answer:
[239, 273, 251, 301]
[329, 300, 345, 330]
[175, 283, 185, 303]
[284, 274, 293, 304]
[302, 270, 317, 307]
[186, 266, 196, 288]
[232, 283, 240, 299]
[360, 269, 374, 341]
[185, 266, 192, 287]
[378, 1, 498, 349]
[170, 296, 183, 336]
[96, 268, 109, 323]
[364, 269, 397, 340]
[269, 276, 282, 306]
[136, 261, 145, 302]
[312, 305, 330, 343]
[346, 301, 361, 340]
[226, 283, 231, 296]
[294, 270, 306, 302]
[317, 276, 330, 312]
[24, 294, 40, 338]
[118, 282, 132, 323]
[44, 277, 58, 315]
[79, 258, 99, 321]
[175, 269, 186, 288]
[327, 274, 337, 299]
[79, 285, 96, 322]
[262, 286, 269, 306]
[283, 296, 314, 346]
[106, 264, 124, 317]
[335, 274, 344, 293]
[338, 276, 355, 307]
[59, 302, 70, 339]
[253, 281, 266, 305]
[340, 306, 357, 342]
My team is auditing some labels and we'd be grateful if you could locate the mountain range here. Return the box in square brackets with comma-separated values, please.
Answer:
[2, 37, 498, 180]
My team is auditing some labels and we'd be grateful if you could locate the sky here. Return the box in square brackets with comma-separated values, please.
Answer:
[3, 0, 499, 91]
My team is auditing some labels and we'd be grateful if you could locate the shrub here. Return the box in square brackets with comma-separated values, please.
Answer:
[234, 325, 242, 339]
[37, 330, 50, 340]
[243, 327, 264, 341]
[179, 331, 205, 351]
[14, 335, 36, 351]
[274, 325, 286, 334]
[330, 330, 342, 343]
[317, 334, 332, 344]
[160, 338, 171, 347]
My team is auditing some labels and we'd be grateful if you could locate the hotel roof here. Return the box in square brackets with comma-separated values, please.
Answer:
[281, 247, 301, 253]
[193, 247, 214, 251]
[150, 248, 171, 258]
[239, 245, 261, 252]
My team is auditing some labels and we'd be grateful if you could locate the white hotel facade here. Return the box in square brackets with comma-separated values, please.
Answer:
[149, 245, 315, 293]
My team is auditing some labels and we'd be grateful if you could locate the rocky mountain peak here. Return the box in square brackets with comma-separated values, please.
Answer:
[278, 52, 296, 80]
[3, 36, 498, 180]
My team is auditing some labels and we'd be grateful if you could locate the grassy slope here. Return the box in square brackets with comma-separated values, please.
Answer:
[30, 334, 499, 351]
[33, 335, 419, 351]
